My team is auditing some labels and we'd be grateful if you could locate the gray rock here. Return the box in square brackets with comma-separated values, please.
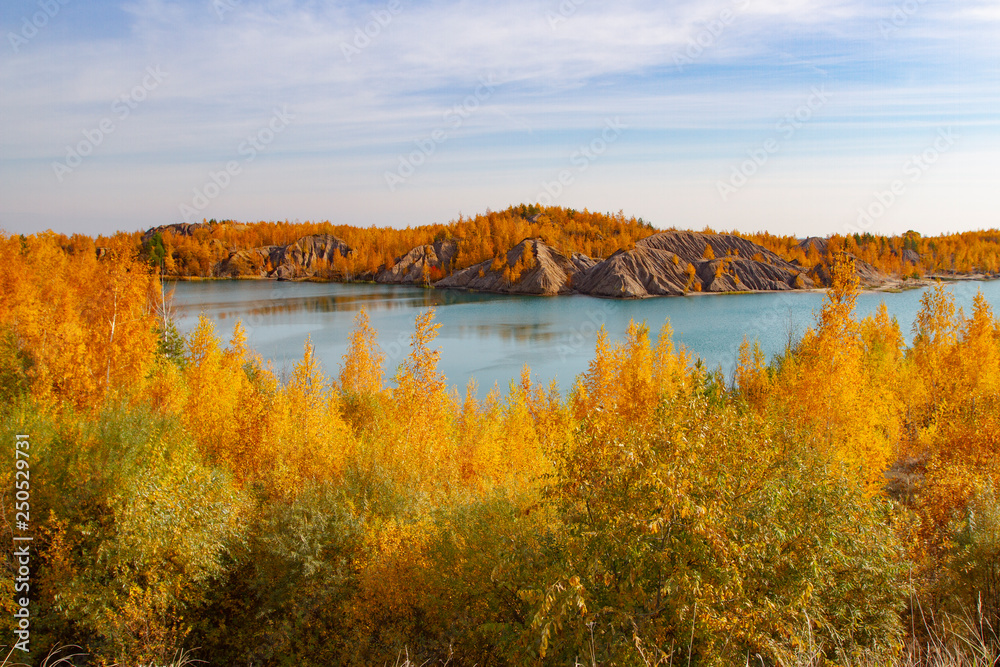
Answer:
[435, 238, 586, 295]
[376, 240, 458, 284]
[216, 234, 352, 279]
[574, 231, 811, 298]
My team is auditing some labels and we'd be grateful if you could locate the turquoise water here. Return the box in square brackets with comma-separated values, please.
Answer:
[170, 279, 1000, 393]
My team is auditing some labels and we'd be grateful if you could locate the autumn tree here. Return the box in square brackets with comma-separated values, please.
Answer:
[532, 332, 906, 665]
[382, 310, 457, 492]
[267, 339, 354, 496]
[766, 259, 902, 486]
[340, 309, 385, 396]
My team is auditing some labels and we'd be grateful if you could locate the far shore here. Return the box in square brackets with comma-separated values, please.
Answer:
[161, 271, 999, 299]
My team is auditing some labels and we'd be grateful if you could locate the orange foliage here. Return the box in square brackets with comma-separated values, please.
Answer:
[141, 205, 655, 279]
[741, 259, 902, 487]
[0, 231, 159, 409]
[738, 229, 1000, 279]
[339, 309, 385, 396]
[573, 321, 691, 435]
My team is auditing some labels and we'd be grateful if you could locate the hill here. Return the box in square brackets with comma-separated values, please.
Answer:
[113, 205, 1000, 296]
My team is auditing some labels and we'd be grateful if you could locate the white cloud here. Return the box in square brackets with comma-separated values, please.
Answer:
[1, 0, 998, 234]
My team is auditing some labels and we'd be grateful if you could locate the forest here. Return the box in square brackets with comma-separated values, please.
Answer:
[1, 226, 1000, 666]
[73, 205, 1000, 281]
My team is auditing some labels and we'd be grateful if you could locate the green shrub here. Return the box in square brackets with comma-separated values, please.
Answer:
[0, 402, 249, 665]
[528, 393, 909, 666]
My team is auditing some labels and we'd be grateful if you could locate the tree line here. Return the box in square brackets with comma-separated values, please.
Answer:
[82, 206, 1000, 281]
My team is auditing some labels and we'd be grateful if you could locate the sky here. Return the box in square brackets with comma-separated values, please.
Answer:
[1, 0, 998, 239]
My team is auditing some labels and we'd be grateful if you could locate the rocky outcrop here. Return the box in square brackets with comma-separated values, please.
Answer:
[571, 245, 691, 297]
[704, 257, 810, 292]
[376, 240, 458, 284]
[142, 221, 247, 243]
[169, 224, 904, 296]
[276, 235, 352, 279]
[216, 234, 352, 279]
[434, 231, 812, 298]
[642, 231, 790, 266]
[852, 258, 888, 287]
[797, 237, 828, 255]
[217, 247, 275, 277]
[435, 238, 593, 295]
[573, 231, 811, 298]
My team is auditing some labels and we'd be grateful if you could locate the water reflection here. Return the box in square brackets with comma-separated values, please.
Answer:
[173, 281, 514, 320]
[454, 322, 558, 345]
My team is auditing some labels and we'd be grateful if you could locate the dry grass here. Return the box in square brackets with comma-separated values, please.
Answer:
[0, 615, 994, 667]
[765, 608, 998, 667]
[0, 644, 206, 667]
[600, 607, 999, 667]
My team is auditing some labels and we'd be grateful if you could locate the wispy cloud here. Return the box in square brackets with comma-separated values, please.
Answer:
[1, 0, 997, 235]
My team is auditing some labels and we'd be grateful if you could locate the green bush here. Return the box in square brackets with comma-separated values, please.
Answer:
[528, 392, 909, 666]
[0, 402, 248, 665]
[0, 327, 33, 404]
[942, 485, 1000, 646]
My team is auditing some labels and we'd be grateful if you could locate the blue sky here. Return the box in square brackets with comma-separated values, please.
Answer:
[1, 0, 998, 238]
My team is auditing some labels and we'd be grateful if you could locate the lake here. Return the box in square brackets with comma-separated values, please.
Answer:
[170, 279, 1000, 394]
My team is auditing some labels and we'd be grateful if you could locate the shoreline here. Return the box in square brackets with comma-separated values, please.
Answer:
[162, 272, 1000, 299]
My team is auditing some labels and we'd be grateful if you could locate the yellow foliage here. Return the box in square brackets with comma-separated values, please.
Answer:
[145, 357, 188, 415]
[460, 367, 563, 492]
[904, 287, 1000, 567]
[9, 228, 1000, 664]
[767, 259, 900, 487]
[351, 519, 433, 640]
[340, 309, 385, 395]
[574, 320, 690, 434]
[267, 339, 354, 496]
[183, 317, 251, 473]
[735, 338, 769, 410]
[385, 310, 458, 492]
